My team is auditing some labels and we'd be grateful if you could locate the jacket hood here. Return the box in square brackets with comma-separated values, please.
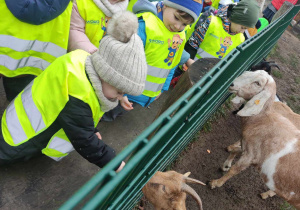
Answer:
[5, 0, 71, 25]
[132, 0, 157, 15]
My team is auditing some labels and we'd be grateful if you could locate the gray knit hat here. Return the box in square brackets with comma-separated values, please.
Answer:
[229, 0, 260, 28]
[90, 11, 147, 96]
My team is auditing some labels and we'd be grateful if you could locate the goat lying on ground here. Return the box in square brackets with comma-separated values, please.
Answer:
[209, 70, 300, 209]
[142, 171, 206, 210]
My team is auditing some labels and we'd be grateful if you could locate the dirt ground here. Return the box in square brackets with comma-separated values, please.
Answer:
[167, 31, 300, 210]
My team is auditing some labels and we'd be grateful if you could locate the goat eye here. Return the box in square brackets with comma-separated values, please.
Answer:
[254, 81, 261, 86]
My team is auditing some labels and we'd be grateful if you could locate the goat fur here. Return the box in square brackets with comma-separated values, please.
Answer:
[209, 70, 300, 209]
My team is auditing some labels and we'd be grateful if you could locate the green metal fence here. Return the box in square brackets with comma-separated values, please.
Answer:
[61, 5, 300, 210]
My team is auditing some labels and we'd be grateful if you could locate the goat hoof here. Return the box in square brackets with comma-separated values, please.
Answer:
[222, 165, 230, 172]
[209, 180, 218, 189]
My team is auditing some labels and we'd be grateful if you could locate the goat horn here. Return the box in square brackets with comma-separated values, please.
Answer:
[183, 176, 206, 186]
[182, 183, 204, 210]
[269, 63, 280, 70]
[183, 172, 191, 177]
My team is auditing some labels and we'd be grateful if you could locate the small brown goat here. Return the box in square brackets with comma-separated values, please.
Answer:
[142, 171, 205, 210]
[209, 70, 300, 209]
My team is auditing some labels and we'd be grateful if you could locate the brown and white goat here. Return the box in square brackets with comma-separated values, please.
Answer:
[142, 171, 206, 210]
[209, 70, 300, 209]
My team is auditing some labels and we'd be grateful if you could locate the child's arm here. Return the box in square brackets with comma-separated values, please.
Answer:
[188, 16, 211, 51]
[68, 0, 98, 54]
[57, 96, 123, 170]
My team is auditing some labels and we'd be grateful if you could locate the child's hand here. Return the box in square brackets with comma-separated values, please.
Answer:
[185, 58, 195, 69]
[155, 92, 162, 100]
[95, 132, 102, 140]
[120, 96, 133, 111]
[116, 161, 125, 173]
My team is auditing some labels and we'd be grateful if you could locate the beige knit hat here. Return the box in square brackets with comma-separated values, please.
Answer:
[89, 11, 147, 96]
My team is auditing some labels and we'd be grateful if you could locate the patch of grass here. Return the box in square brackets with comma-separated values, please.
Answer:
[268, 44, 279, 58]
[289, 54, 299, 69]
[202, 98, 231, 133]
[280, 201, 296, 210]
[294, 77, 300, 84]
[272, 70, 283, 78]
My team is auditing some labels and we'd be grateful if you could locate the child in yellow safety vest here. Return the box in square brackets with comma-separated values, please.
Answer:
[172, 0, 259, 81]
[68, 0, 128, 54]
[0, 12, 147, 172]
[101, 0, 203, 121]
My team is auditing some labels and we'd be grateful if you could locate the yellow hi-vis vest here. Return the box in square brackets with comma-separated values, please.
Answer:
[0, 0, 72, 77]
[195, 16, 244, 60]
[211, 0, 235, 10]
[127, 0, 138, 12]
[1, 50, 104, 161]
[77, 0, 107, 48]
[138, 12, 186, 97]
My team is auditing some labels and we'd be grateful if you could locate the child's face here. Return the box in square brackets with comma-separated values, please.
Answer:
[230, 22, 248, 34]
[101, 80, 124, 100]
[162, 6, 190, 32]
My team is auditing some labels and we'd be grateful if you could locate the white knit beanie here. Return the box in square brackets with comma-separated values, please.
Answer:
[89, 11, 147, 96]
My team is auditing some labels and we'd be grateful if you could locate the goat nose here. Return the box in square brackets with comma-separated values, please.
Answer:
[230, 83, 234, 87]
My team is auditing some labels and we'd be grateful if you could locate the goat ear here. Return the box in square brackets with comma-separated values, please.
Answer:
[237, 89, 272, 117]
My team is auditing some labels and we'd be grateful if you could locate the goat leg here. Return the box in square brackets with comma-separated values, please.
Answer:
[226, 140, 241, 152]
[222, 140, 242, 171]
[210, 154, 252, 189]
[260, 190, 276, 199]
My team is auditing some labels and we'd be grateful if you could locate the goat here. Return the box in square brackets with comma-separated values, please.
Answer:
[142, 171, 206, 210]
[209, 70, 300, 209]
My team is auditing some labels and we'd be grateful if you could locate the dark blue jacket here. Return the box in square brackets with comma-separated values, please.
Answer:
[5, 0, 70, 25]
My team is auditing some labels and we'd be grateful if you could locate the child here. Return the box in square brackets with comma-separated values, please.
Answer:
[0, 12, 147, 172]
[186, 0, 259, 60]
[0, 0, 72, 101]
[68, 0, 128, 54]
[101, 0, 203, 121]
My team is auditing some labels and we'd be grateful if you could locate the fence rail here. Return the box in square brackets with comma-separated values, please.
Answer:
[60, 5, 300, 210]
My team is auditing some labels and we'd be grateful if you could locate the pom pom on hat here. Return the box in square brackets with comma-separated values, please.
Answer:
[106, 11, 139, 43]
[89, 11, 147, 96]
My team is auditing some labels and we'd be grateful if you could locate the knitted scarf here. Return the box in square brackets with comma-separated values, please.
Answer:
[93, 0, 128, 17]
[85, 55, 119, 112]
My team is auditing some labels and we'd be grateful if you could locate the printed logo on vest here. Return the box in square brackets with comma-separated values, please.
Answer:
[216, 36, 233, 58]
[149, 39, 164, 45]
[86, 20, 100, 25]
[101, 16, 111, 36]
[209, 33, 219, 39]
[164, 34, 183, 66]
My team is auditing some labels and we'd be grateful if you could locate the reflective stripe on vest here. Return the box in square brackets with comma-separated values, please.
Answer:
[4, 81, 46, 145]
[139, 12, 186, 97]
[196, 16, 244, 60]
[77, 0, 107, 48]
[195, 48, 216, 60]
[0, 54, 50, 71]
[2, 50, 104, 160]
[42, 129, 75, 161]
[0, 1, 72, 77]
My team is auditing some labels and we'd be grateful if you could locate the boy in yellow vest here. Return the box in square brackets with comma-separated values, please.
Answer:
[172, 0, 259, 84]
[0, 12, 147, 172]
[102, 0, 203, 121]
[68, 0, 128, 54]
[186, 0, 259, 60]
